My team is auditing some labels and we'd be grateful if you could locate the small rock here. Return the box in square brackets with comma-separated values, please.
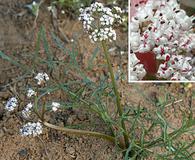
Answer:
[0, 129, 5, 138]
[64, 137, 70, 141]
[67, 147, 75, 154]
[77, 113, 88, 121]
[67, 115, 77, 125]
[66, 147, 76, 159]
[18, 148, 28, 157]
[58, 121, 64, 127]
[19, 94, 25, 101]
[18, 82, 23, 87]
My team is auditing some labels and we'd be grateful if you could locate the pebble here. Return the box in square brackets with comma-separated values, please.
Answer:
[66, 146, 76, 159]
[77, 113, 88, 121]
[0, 129, 5, 138]
[18, 148, 28, 157]
[67, 115, 77, 125]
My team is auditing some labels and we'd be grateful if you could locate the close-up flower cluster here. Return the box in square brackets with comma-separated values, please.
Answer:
[79, 2, 123, 42]
[130, 0, 195, 81]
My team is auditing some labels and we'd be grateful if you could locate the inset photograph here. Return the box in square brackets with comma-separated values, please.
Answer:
[129, 0, 195, 82]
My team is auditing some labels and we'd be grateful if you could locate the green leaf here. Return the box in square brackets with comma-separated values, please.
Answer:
[0, 51, 30, 72]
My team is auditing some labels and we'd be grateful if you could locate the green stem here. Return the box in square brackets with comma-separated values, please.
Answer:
[101, 41, 129, 148]
[43, 121, 115, 143]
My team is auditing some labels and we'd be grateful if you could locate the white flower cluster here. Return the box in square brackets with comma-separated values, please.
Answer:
[79, 2, 123, 42]
[130, 0, 195, 80]
[27, 88, 36, 97]
[5, 97, 18, 111]
[129, 53, 146, 81]
[34, 72, 49, 85]
[20, 122, 42, 137]
[51, 102, 60, 112]
[22, 103, 33, 118]
[21, 87, 36, 118]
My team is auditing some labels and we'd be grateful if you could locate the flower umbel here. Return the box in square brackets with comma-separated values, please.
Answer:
[5, 97, 18, 111]
[51, 102, 60, 112]
[20, 122, 43, 137]
[34, 72, 49, 85]
[79, 2, 123, 43]
[27, 88, 36, 98]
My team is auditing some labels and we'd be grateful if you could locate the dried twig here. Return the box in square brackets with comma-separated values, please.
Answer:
[165, 99, 183, 108]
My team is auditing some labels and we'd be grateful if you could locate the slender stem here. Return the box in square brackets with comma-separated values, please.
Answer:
[101, 41, 129, 148]
[43, 121, 115, 143]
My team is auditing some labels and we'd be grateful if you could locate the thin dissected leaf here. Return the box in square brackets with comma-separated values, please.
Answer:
[156, 111, 168, 142]
[35, 26, 42, 60]
[173, 143, 193, 160]
[125, 143, 132, 160]
[51, 32, 68, 53]
[0, 51, 20, 66]
[41, 26, 55, 70]
[0, 51, 30, 72]
[87, 47, 99, 69]
[51, 32, 92, 83]
[91, 76, 108, 97]
[68, 42, 79, 66]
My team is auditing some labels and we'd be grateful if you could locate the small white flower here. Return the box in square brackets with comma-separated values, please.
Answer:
[5, 97, 18, 111]
[51, 102, 60, 112]
[32, 1, 37, 6]
[47, 6, 55, 12]
[34, 72, 49, 85]
[22, 103, 33, 118]
[27, 88, 36, 98]
[47, 6, 52, 11]
[61, 10, 65, 14]
[20, 122, 42, 137]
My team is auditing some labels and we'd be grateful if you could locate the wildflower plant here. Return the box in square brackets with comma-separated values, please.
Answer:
[129, 0, 195, 81]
